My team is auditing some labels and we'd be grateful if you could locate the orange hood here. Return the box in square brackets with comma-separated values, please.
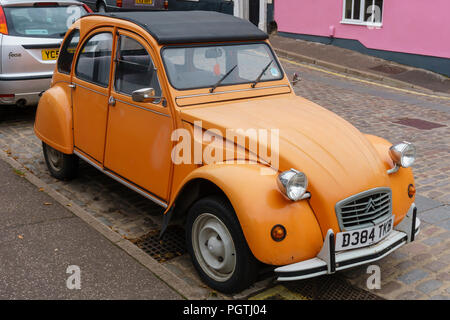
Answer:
[179, 94, 391, 235]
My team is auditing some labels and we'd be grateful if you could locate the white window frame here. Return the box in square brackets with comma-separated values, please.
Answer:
[341, 0, 383, 27]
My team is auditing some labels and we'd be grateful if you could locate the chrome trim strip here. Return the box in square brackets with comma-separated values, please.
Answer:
[0, 73, 53, 81]
[74, 83, 108, 96]
[74, 150, 168, 208]
[175, 84, 290, 100]
[74, 150, 103, 171]
[115, 98, 170, 117]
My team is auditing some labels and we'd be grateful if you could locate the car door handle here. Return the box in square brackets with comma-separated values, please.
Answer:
[68, 83, 76, 89]
[108, 96, 116, 107]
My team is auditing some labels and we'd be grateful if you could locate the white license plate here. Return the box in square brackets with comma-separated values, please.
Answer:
[335, 216, 394, 251]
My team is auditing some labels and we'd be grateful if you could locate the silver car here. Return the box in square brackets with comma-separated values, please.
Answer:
[0, 0, 89, 106]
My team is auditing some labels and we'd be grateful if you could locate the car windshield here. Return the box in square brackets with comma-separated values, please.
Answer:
[4, 5, 87, 38]
[162, 43, 283, 90]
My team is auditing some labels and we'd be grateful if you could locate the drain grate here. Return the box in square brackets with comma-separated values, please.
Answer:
[284, 275, 383, 300]
[136, 226, 186, 262]
[393, 118, 446, 130]
[370, 64, 407, 75]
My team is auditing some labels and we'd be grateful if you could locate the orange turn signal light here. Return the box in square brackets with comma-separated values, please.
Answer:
[408, 184, 416, 198]
[271, 224, 286, 242]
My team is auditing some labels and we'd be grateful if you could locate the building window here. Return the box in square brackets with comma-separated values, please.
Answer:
[342, 0, 383, 26]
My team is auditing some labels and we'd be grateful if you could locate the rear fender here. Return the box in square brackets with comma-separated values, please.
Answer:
[34, 84, 73, 154]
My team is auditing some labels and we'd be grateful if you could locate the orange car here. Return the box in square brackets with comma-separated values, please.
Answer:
[34, 11, 420, 293]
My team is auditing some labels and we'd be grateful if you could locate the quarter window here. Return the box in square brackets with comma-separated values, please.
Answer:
[343, 0, 383, 25]
[75, 32, 113, 87]
[57, 29, 80, 74]
[114, 35, 162, 99]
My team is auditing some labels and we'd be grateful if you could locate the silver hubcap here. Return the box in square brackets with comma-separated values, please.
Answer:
[47, 146, 63, 172]
[192, 213, 236, 282]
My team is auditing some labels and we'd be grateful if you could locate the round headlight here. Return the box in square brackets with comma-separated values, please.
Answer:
[389, 142, 416, 168]
[277, 169, 308, 201]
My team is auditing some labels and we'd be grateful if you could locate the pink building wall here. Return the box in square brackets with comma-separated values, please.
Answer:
[274, 0, 450, 59]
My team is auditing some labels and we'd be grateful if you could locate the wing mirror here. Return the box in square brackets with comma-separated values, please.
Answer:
[131, 88, 161, 103]
[291, 73, 300, 86]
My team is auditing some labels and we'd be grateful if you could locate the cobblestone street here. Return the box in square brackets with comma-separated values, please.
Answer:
[0, 58, 448, 300]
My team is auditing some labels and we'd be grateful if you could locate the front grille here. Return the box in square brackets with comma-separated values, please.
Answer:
[335, 188, 392, 230]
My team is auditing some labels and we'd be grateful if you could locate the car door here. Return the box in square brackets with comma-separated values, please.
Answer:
[104, 30, 173, 201]
[71, 28, 114, 163]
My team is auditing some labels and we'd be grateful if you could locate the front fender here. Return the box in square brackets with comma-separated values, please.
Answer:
[172, 163, 324, 266]
[365, 134, 415, 225]
[34, 84, 73, 154]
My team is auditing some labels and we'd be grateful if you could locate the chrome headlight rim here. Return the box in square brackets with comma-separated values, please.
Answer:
[389, 141, 416, 168]
[277, 169, 308, 201]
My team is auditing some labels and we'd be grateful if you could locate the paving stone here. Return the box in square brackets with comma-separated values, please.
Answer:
[424, 261, 448, 273]
[398, 269, 429, 285]
[395, 290, 425, 300]
[416, 280, 443, 294]
[419, 206, 450, 224]
[378, 281, 402, 295]
[423, 236, 445, 246]
[430, 295, 449, 300]
[436, 272, 450, 282]
[441, 219, 450, 231]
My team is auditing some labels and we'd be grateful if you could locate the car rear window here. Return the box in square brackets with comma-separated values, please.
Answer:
[3, 5, 87, 38]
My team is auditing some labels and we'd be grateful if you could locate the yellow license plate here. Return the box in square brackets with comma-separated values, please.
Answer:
[41, 49, 59, 61]
[135, 0, 153, 4]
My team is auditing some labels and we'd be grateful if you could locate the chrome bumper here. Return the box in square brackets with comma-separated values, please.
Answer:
[275, 203, 420, 281]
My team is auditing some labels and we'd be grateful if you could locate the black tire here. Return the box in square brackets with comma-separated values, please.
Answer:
[42, 142, 78, 180]
[186, 195, 259, 293]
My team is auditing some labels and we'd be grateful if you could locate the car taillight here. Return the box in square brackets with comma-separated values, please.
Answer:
[117, 0, 122, 8]
[0, 6, 8, 35]
[164, 0, 168, 10]
[82, 4, 93, 13]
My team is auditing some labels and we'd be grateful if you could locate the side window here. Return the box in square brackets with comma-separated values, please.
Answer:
[75, 32, 113, 87]
[57, 29, 80, 74]
[114, 35, 162, 99]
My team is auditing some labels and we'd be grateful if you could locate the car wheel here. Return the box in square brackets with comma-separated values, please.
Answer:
[42, 142, 78, 180]
[186, 195, 259, 293]
[97, 2, 107, 12]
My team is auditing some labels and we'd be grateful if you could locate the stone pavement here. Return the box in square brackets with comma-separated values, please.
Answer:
[0, 57, 449, 299]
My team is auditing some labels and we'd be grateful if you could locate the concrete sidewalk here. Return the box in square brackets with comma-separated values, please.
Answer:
[270, 34, 450, 95]
[0, 158, 182, 299]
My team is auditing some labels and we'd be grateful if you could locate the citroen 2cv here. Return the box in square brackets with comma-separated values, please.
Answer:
[34, 11, 420, 293]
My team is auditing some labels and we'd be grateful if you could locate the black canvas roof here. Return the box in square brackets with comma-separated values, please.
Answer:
[97, 11, 268, 44]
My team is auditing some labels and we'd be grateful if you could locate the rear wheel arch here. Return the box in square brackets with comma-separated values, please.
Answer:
[34, 85, 74, 154]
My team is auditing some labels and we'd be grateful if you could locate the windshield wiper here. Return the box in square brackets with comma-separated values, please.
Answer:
[210, 64, 237, 93]
[251, 60, 273, 88]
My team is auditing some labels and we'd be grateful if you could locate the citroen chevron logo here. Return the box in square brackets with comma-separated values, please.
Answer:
[364, 199, 377, 213]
